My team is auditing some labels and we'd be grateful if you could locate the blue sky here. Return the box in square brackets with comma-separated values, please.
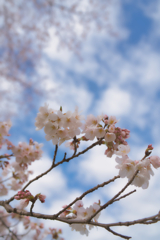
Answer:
[1, 0, 160, 239]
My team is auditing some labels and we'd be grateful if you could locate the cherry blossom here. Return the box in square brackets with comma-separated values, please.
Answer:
[150, 156, 160, 169]
[35, 103, 51, 130]
[115, 156, 135, 178]
[115, 144, 130, 156]
[61, 200, 101, 236]
[108, 116, 118, 125]
[105, 132, 116, 142]
[11, 141, 43, 168]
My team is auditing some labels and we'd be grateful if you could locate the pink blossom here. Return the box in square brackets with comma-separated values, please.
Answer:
[108, 124, 115, 133]
[108, 116, 118, 125]
[148, 144, 153, 150]
[85, 114, 99, 126]
[11, 141, 43, 168]
[8, 179, 23, 191]
[115, 156, 135, 178]
[116, 144, 130, 156]
[150, 156, 160, 169]
[38, 194, 46, 203]
[17, 199, 30, 209]
[94, 127, 105, 138]
[70, 224, 89, 236]
[84, 126, 97, 140]
[131, 172, 149, 189]
[104, 149, 114, 158]
[0, 179, 8, 196]
[105, 132, 116, 142]
[35, 103, 51, 130]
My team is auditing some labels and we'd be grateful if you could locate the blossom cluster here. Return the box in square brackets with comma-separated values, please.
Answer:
[115, 150, 160, 189]
[11, 140, 43, 170]
[0, 120, 12, 147]
[0, 160, 33, 194]
[35, 104, 131, 159]
[48, 228, 64, 240]
[60, 200, 101, 236]
[14, 190, 46, 205]
[35, 103, 83, 145]
[19, 216, 63, 240]
[82, 114, 130, 157]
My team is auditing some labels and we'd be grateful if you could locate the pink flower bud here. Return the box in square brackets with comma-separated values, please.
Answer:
[148, 144, 153, 150]
[38, 194, 46, 203]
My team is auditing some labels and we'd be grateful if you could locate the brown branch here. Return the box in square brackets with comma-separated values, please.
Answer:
[1, 200, 160, 240]
[30, 201, 36, 215]
[54, 138, 103, 168]
[113, 189, 136, 203]
[1, 201, 160, 228]
[72, 136, 77, 156]
[63, 152, 67, 160]
[0, 154, 13, 159]
[53, 175, 120, 218]
[87, 170, 139, 222]
[106, 227, 131, 239]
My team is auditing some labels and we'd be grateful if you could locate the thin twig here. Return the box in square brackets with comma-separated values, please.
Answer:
[63, 152, 67, 160]
[52, 144, 58, 165]
[54, 138, 103, 168]
[72, 136, 77, 156]
[113, 189, 136, 202]
[106, 227, 131, 239]
[87, 170, 139, 222]
[53, 175, 120, 218]
[0, 154, 13, 159]
[22, 145, 58, 191]
[30, 201, 35, 215]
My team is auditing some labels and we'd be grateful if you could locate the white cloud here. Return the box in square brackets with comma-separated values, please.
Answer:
[95, 87, 131, 116]
[37, 60, 94, 114]
[27, 155, 67, 199]
[77, 146, 117, 184]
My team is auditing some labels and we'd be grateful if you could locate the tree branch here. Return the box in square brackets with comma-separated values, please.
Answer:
[53, 175, 120, 218]
[54, 138, 103, 167]
[106, 227, 131, 239]
[1, 200, 160, 228]
[87, 170, 139, 222]
[113, 189, 136, 203]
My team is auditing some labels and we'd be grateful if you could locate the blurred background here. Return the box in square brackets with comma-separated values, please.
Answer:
[1, 0, 160, 239]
